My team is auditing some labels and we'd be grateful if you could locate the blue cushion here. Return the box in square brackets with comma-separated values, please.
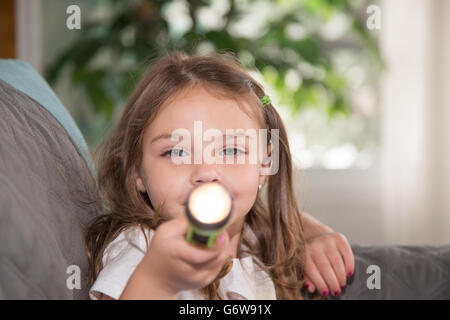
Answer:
[0, 59, 95, 176]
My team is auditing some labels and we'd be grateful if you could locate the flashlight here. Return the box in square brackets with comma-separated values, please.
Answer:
[185, 182, 233, 248]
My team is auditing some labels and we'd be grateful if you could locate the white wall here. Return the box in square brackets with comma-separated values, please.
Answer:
[441, 0, 450, 243]
[15, 0, 42, 72]
[301, 0, 450, 246]
[380, 0, 450, 245]
[295, 164, 383, 245]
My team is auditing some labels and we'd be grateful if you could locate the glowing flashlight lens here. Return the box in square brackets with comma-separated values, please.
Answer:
[188, 183, 231, 224]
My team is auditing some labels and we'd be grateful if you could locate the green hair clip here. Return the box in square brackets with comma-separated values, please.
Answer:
[260, 95, 271, 107]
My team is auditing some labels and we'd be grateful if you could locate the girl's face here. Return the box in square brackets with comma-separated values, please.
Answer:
[135, 86, 268, 231]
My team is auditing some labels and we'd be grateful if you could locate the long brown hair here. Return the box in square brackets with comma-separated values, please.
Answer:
[84, 50, 308, 299]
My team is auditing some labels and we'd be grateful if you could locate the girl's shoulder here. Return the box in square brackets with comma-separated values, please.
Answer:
[102, 225, 154, 265]
[90, 225, 154, 300]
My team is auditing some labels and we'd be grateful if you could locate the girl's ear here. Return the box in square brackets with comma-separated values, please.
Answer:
[258, 176, 267, 188]
[136, 177, 146, 192]
[259, 143, 272, 185]
[134, 168, 147, 192]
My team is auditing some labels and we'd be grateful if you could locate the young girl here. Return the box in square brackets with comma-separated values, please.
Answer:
[84, 51, 354, 300]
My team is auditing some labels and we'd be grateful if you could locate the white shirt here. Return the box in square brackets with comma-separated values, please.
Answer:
[89, 226, 277, 300]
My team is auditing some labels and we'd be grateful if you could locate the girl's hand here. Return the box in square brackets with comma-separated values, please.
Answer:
[138, 217, 230, 296]
[303, 232, 355, 297]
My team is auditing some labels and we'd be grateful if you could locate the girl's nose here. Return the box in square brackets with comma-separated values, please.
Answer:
[190, 163, 220, 185]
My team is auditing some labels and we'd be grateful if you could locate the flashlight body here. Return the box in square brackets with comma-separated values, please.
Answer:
[186, 225, 222, 248]
[184, 182, 233, 248]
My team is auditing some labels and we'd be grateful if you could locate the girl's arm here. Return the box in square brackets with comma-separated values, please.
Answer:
[118, 217, 229, 300]
[97, 261, 179, 300]
[301, 211, 334, 240]
[119, 261, 180, 300]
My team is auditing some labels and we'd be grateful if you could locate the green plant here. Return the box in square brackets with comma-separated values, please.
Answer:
[46, 0, 382, 148]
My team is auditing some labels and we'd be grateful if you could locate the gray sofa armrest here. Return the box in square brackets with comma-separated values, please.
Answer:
[0, 79, 98, 299]
[326, 245, 450, 300]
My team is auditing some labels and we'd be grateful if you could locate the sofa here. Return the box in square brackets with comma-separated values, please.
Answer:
[0, 60, 449, 300]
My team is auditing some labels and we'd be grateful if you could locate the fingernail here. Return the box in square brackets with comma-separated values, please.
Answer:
[322, 291, 328, 296]
[340, 286, 345, 290]
[334, 291, 341, 296]
[305, 283, 309, 290]
[347, 272, 353, 277]
[219, 234, 226, 243]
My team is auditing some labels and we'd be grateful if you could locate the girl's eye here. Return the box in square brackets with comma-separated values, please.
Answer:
[220, 147, 245, 156]
[162, 148, 188, 158]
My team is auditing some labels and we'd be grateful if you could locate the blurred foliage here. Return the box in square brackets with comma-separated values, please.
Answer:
[46, 0, 382, 147]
